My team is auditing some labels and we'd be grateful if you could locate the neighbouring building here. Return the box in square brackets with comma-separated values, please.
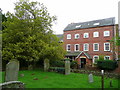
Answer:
[63, 17, 119, 68]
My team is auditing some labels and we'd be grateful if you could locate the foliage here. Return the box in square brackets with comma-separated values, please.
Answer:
[97, 60, 118, 70]
[98, 55, 104, 61]
[63, 58, 71, 61]
[2, 0, 65, 64]
[49, 67, 65, 74]
[70, 61, 78, 69]
[50, 60, 65, 67]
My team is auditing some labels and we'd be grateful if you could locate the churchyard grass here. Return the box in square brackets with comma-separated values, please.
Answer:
[0, 70, 119, 88]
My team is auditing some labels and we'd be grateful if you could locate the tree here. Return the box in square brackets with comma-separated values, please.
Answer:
[2, 0, 65, 67]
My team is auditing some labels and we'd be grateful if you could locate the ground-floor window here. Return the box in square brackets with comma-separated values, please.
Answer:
[93, 55, 99, 64]
[104, 56, 110, 60]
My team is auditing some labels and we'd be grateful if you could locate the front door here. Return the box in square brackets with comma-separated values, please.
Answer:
[80, 58, 86, 68]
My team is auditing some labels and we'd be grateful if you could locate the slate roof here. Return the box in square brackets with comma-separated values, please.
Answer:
[65, 51, 91, 59]
[65, 51, 81, 56]
[64, 17, 115, 31]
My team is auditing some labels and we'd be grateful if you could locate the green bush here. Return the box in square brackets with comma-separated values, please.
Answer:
[49, 67, 65, 74]
[50, 60, 65, 67]
[97, 60, 118, 70]
[70, 61, 78, 69]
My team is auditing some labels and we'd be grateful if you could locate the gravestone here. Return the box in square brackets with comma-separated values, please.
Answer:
[28, 64, 33, 70]
[5, 59, 19, 82]
[65, 60, 70, 75]
[88, 73, 94, 83]
[44, 59, 50, 71]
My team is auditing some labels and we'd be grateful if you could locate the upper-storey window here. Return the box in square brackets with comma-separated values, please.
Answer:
[67, 34, 71, 39]
[74, 44, 79, 51]
[93, 32, 99, 37]
[75, 34, 80, 39]
[84, 33, 89, 38]
[104, 31, 110, 37]
[84, 43, 89, 51]
[66, 44, 71, 51]
[104, 43, 110, 51]
[93, 43, 99, 51]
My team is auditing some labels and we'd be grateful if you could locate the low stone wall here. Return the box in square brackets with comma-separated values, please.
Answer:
[71, 69, 120, 79]
[0, 81, 25, 89]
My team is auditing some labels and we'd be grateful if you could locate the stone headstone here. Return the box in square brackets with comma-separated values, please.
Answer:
[5, 60, 19, 82]
[44, 59, 50, 71]
[65, 60, 70, 75]
[88, 73, 94, 83]
[28, 64, 33, 70]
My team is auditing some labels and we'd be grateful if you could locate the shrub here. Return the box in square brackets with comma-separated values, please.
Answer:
[63, 58, 71, 61]
[97, 60, 118, 70]
[50, 60, 65, 67]
[70, 61, 78, 69]
[49, 67, 65, 74]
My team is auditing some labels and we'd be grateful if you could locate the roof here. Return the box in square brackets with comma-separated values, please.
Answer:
[64, 17, 115, 31]
[65, 51, 91, 59]
[65, 51, 81, 57]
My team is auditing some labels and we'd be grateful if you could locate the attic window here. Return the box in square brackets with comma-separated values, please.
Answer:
[75, 25, 81, 28]
[93, 23, 100, 25]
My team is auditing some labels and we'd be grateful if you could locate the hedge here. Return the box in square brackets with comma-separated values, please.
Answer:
[97, 60, 118, 70]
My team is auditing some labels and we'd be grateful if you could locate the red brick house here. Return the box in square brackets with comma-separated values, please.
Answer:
[63, 17, 118, 68]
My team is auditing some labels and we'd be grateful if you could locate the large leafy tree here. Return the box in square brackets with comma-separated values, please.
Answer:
[2, 0, 65, 65]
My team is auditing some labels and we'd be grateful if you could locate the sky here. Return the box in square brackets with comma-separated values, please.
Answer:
[0, 0, 120, 34]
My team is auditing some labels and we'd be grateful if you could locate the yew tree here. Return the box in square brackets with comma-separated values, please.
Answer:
[2, 0, 65, 64]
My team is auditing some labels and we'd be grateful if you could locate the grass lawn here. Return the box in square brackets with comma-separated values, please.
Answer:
[0, 70, 119, 88]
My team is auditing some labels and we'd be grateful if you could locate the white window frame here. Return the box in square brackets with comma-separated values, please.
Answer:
[104, 56, 110, 60]
[67, 34, 71, 39]
[93, 43, 99, 51]
[74, 44, 79, 51]
[75, 34, 80, 39]
[104, 42, 110, 51]
[83, 33, 89, 38]
[83, 43, 89, 51]
[93, 32, 99, 37]
[104, 31, 110, 37]
[66, 44, 71, 51]
[93, 55, 99, 64]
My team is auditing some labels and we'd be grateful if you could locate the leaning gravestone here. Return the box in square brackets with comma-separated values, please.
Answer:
[44, 59, 50, 71]
[5, 59, 19, 82]
[65, 60, 70, 75]
[88, 73, 94, 83]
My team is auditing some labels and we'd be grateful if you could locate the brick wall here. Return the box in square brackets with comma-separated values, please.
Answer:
[64, 25, 116, 60]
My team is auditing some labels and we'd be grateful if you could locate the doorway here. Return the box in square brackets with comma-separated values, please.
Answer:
[80, 58, 86, 68]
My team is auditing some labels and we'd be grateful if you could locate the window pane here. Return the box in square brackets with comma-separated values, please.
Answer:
[67, 44, 71, 51]
[104, 43, 110, 51]
[104, 56, 110, 60]
[104, 31, 110, 36]
[93, 56, 99, 64]
[105, 43, 109, 50]
[84, 33, 89, 38]
[75, 34, 79, 39]
[76, 45, 78, 50]
[94, 43, 99, 51]
[67, 34, 71, 39]
[84, 44, 88, 51]
[94, 32, 99, 37]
